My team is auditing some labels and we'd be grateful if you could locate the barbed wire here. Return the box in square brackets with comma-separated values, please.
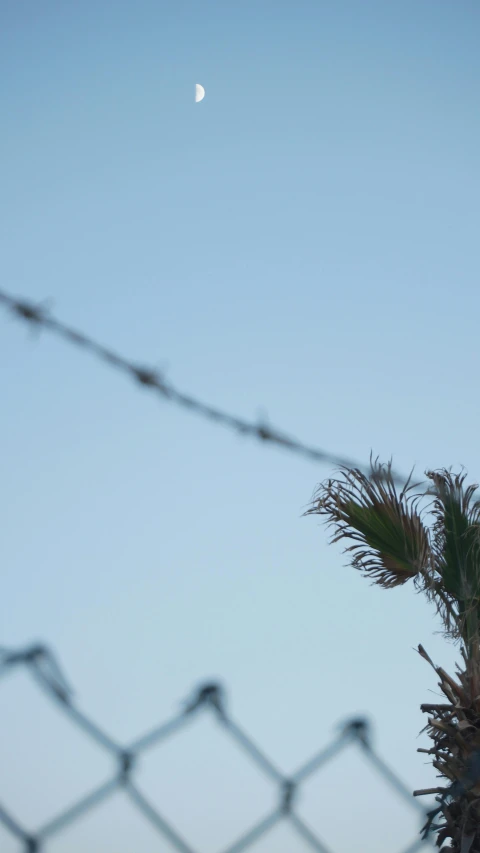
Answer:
[0, 288, 409, 484]
[0, 642, 434, 853]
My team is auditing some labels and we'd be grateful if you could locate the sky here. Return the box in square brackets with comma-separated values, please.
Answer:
[1, 1, 480, 851]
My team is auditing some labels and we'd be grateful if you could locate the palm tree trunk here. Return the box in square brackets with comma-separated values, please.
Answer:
[415, 646, 480, 851]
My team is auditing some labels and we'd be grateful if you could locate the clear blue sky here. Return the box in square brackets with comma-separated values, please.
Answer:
[1, 1, 479, 851]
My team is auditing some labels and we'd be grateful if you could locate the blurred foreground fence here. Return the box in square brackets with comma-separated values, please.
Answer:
[0, 643, 434, 853]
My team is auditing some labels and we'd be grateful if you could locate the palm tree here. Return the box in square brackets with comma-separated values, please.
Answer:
[305, 458, 480, 852]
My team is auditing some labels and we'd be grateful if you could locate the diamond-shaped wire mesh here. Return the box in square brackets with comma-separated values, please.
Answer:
[0, 644, 435, 853]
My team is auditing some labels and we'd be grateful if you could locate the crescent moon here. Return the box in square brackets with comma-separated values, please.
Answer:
[195, 83, 205, 103]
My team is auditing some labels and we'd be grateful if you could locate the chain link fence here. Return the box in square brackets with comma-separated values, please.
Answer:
[0, 643, 434, 853]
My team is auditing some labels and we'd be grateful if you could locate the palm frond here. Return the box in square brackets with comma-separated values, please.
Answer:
[306, 457, 432, 589]
[427, 469, 480, 645]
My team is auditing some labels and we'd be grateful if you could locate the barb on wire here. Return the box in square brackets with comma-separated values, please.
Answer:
[0, 641, 434, 853]
[0, 289, 408, 483]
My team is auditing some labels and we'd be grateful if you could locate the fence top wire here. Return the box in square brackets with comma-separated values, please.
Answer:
[0, 288, 410, 485]
[0, 642, 434, 853]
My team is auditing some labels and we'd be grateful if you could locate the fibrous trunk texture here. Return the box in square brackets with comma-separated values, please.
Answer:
[414, 645, 480, 852]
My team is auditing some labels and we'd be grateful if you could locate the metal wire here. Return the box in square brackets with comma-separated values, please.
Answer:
[0, 288, 408, 484]
[0, 642, 435, 853]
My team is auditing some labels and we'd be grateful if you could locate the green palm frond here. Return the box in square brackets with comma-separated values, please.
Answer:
[306, 457, 432, 590]
[427, 469, 480, 645]
[428, 470, 480, 597]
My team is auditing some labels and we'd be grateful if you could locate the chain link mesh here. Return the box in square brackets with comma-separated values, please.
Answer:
[0, 643, 434, 852]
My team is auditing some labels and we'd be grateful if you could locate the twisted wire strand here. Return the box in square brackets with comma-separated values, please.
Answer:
[0, 288, 408, 483]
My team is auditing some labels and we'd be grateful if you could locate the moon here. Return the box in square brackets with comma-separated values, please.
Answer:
[195, 83, 205, 103]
